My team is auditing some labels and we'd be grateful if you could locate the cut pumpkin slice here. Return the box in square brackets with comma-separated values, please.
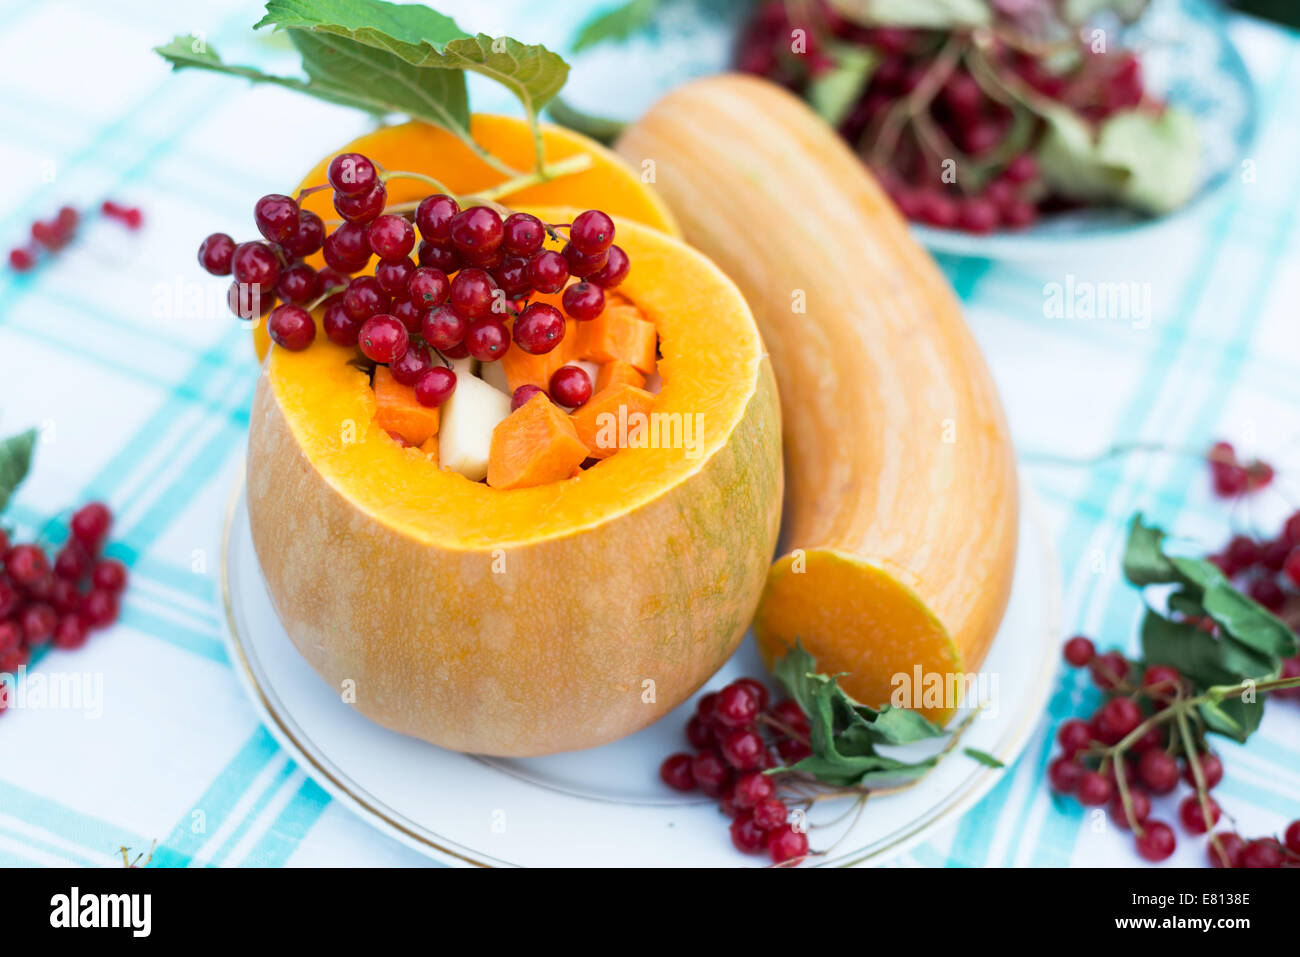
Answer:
[573, 304, 657, 372]
[373, 366, 439, 447]
[595, 360, 647, 393]
[488, 393, 588, 490]
[569, 383, 657, 459]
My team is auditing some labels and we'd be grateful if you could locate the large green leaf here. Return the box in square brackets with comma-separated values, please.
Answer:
[1122, 513, 1181, 586]
[0, 429, 36, 515]
[257, 0, 569, 118]
[1036, 105, 1200, 215]
[1097, 107, 1200, 214]
[155, 33, 471, 136]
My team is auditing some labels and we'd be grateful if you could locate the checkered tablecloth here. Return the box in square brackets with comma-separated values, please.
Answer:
[1, 0, 1296, 867]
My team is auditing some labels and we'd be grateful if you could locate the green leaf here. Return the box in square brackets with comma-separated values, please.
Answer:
[0, 429, 37, 515]
[963, 747, 1005, 769]
[257, 0, 569, 118]
[1166, 589, 1206, 619]
[572, 0, 659, 53]
[1140, 611, 1239, 689]
[807, 45, 878, 128]
[1200, 581, 1297, 658]
[1096, 107, 1200, 214]
[155, 33, 472, 137]
[1036, 105, 1132, 207]
[771, 640, 821, 717]
[852, 702, 945, 745]
[770, 643, 946, 787]
[1035, 105, 1200, 215]
[1122, 513, 1181, 586]
[828, 0, 992, 29]
[1198, 697, 1262, 744]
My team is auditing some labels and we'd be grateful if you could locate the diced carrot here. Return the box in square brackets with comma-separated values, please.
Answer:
[501, 318, 577, 392]
[419, 435, 440, 466]
[574, 304, 657, 372]
[487, 393, 589, 490]
[595, 359, 647, 393]
[373, 366, 440, 446]
[569, 384, 657, 459]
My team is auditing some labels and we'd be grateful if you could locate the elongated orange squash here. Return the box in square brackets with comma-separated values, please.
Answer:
[618, 75, 1018, 723]
[248, 197, 782, 756]
[487, 392, 588, 490]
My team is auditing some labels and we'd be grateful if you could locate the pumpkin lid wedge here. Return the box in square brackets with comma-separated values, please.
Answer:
[258, 210, 770, 551]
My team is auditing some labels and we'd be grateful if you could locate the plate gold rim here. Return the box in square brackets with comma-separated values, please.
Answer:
[221, 468, 1061, 868]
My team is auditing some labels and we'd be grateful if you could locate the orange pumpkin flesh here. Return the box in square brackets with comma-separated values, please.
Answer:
[618, 76, 1018, 723]
[247, 210, 782, 756]
[252, 116, 680, 362]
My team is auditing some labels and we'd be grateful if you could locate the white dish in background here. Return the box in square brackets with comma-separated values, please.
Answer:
[220, 472, 1059, 867]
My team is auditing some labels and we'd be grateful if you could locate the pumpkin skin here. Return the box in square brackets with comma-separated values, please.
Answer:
[247, 210, 782, 756]
[252, 115, 680, 362]
[617, 75, 1018, 723]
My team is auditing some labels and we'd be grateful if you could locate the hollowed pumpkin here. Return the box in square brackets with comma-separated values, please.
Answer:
[251, 115, 679, 362]
[247, 202, 782, 755]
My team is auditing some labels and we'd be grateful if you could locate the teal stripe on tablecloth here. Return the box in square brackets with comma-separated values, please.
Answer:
[0, 824, 100, 868]
[0, 779, 149, 861]
[117, 605, 227, 663]
[150, 727, 281, 867]
[203, 759, 297, 868]
[239, 777, 331, 868]
[0, 849, 40, 867]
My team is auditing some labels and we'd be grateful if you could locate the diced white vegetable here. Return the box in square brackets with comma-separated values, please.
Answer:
[447, 355, 477, 379]
[573, 360, 601, 386]
[479, 358, 510, 394]
[438, 374, 512, 482]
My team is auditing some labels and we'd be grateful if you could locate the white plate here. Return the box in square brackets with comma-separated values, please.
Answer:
[220, 471, 1059, 867]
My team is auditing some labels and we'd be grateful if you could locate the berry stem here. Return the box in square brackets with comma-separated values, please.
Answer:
[1112, 751, 1145, 837]
[306, 285, 348, 311]
[756, 711, 811, 745]
[1176, 708, 1225, 864]
[472, 153, 594, 203]
[380, 168, 456, 195]
[869, 35, 964, 170]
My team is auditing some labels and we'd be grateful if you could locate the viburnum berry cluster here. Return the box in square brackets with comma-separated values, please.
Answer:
[736, 1, 1160, 233]
[1206, 440, 1274, 498]
[1051, 635, 1299, 867]
[660, 678, 815, 866]
[8, 200, 143, 273]
[0, 503, 127, 702]
[198, 151, 630, 413]
[1205, 510, 1300, 677]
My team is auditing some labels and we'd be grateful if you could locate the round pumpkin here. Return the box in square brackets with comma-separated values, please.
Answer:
[247, 185, 781, 754]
